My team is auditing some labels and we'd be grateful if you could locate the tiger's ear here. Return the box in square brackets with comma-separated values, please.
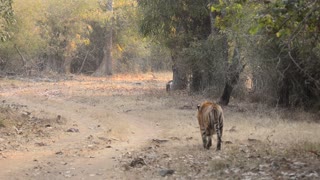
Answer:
[197, 104, 200, 110]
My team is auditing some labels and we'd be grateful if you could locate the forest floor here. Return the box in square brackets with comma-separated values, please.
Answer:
[0, 72, 319, 180]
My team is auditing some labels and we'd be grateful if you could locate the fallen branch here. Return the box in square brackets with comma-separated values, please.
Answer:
[77, 50, 89, 74]
[14, 44, 26, 67]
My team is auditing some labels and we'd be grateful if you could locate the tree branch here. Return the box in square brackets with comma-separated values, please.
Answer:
[288, 1, 318, 43]
[14, 44, 26, 67]
[77, 51, 89, 74]
[288, 51, 320, 90]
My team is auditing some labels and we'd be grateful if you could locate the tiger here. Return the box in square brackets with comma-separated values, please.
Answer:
[197, 101, 224, 151]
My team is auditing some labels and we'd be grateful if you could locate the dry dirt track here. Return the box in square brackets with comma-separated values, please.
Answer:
[0, 73, 174, 179]
[0, 73, 319, 180]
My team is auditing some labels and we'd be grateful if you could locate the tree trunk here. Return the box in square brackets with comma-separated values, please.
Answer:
[210, 0, 230, 101]
[278, 76, 290, 107]
[172, 63, 187, 90]
[93, 0, 113, 76]
[63, 57, 72, 74]
[44, 54, 61, 73]
[219, 47, 245, 105]
[220, 83, 233, 105]
[191, 68, 201, 92]
[171, 54, 187, 90]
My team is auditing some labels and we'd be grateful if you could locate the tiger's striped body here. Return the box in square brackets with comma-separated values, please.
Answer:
[197, 101, 224, 151]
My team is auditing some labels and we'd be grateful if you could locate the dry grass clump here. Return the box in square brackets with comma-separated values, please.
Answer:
[0, 104, 66, 152]
[0, 106, 19, 128]
[0, 119, 5, 128]
[225, 105, 320, 146]
[209, 158, 230, 171]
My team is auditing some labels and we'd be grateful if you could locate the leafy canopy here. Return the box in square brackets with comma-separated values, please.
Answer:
[0, 0, 14, 41]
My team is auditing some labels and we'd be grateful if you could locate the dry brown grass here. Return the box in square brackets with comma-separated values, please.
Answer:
[224, 102, 320, 153]
[0, 107, 19, 128]
[0, 118, 5, 128]
[114, 75, 320, 179]
[111, 72, 171, 82]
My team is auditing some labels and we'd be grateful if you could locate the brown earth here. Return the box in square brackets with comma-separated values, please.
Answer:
[0, 73, 319, 180]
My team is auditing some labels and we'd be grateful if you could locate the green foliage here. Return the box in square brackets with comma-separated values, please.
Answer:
[39, 0, 92, 58]
[211, 0, 244, 30]
[11, 0, 45, 56]
[251, 0, 320, 39]
[207, 0, 320, 107]
[149, 44, 172, 71]
[0, 0, 317, 108]
[0, 0, 161, 74]
[138, 0, 211, 48]
[252, 0, 320, 107]
[183, 35, 227, 93]
[0, 0, 14, 42]
[113, 1, 151, 73]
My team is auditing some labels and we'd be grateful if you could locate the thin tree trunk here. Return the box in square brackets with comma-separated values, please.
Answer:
[191, 68, 201, 92]
[15, 44, 32, 75]
[220, 83, 233, 105]
[219, 46, 245, 105]
[14, 44, 26, 67]
[93, 0, 113, 76]
[78, 51, 89, 74]
[278, 76, 290, 107]
[45, 54, 60, 73]
[209, 0, 243, 105]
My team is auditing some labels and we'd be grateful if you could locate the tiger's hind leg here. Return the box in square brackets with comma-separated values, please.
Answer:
[216, 137, 221, 151]
[201, 131, 208, 149]
[206, 135, 212, 149]
[216, 126, 222, 151]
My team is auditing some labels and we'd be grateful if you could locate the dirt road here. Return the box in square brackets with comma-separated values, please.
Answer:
[0, 73, 170, 179]
[0, 73, 319, 180]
